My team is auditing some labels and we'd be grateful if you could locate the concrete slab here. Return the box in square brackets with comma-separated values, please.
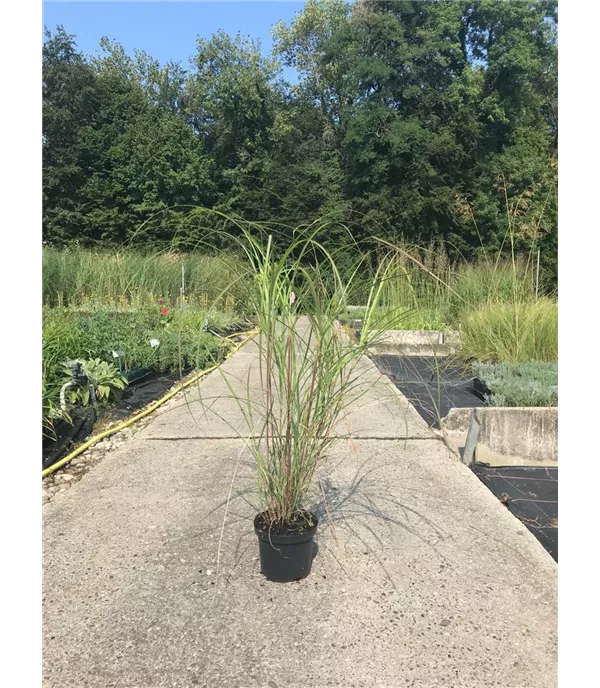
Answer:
[369, 330, 461, 357]
[137, 344, 266, 439]
[138, 332, 433, 441]
[43, 436, 557, 688]
[333, 356, 435, 439]
[43, 321, 556, 687]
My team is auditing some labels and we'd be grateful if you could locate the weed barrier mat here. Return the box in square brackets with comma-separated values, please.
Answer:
[42, 407, 96, 471]
[371, 355, 558, 560]
[371, 354, 485, 428]
[107, 368, 193, 421]
[472, 463, 558, 561]
[42, 368, 189, 470]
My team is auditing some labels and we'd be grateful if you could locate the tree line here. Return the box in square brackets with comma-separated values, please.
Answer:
[43, 0, 558, 282]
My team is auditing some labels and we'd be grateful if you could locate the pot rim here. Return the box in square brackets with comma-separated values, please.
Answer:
[254, 511, 318, 545]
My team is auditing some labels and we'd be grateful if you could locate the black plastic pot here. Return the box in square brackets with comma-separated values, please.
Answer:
[254, 512, 318, 583]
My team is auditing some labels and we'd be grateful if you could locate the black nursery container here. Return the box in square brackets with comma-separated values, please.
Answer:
[254, 512, 318, 583]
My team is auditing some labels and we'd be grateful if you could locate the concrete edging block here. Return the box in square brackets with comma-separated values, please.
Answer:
[443, 406, 558, 466]
[368, 329, 461, 356]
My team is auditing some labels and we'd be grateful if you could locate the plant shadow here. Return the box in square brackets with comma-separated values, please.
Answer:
[309, 455, 453, 583]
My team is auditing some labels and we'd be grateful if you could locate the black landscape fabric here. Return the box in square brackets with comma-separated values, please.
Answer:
[42, 369, 187, 470]
[371, 355, 558, 561]
[42, 407, 96, 471]
[472, 463, 558, 562]
[371, 355, 485, 428]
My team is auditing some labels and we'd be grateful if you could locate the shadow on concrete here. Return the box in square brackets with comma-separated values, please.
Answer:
[177, 451, 451, 586]
[308, 457, 452, 584]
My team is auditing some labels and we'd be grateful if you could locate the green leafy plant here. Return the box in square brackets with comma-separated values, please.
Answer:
[42, 302, 241, 435]
[473, 361, 558, 407]
[62, 359, 128, 406]
[42, 315, 93, 435]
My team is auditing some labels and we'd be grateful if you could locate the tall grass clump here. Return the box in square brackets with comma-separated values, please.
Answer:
[446, 257, 535, 322]
[377, 242, 451, 329]
[209, 224, 391, 525]
[373, 183, 557, 365]
[375, 239, 538, 330]
[459, 298, 558, 363]
[42, 248, 250, 309]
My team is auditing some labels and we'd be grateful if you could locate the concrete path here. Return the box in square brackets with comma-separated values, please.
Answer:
[43, 329, 557, 688]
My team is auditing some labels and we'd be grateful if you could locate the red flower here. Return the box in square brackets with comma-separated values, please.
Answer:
[161, 307, 169, 315]
[158, 298, 164, 305]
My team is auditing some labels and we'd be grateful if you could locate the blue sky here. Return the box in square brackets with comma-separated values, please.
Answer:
[42, 1, 305, 81]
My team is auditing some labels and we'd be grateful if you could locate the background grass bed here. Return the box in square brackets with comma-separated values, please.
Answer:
[42, 240, 558, 435]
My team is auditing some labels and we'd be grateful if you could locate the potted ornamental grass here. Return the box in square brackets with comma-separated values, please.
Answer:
[214, 227, 391, 582]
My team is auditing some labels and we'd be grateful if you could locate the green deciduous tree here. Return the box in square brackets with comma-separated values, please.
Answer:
[42, 1, 558, 283]
[43, 26, 101, 243]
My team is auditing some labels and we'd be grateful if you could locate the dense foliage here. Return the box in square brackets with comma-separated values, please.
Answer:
[459, 297, 558, 363]
[42, 302, 242, 433]
[42, 248, 248, 308]
[43, 0, 558, 284]
[472, 360, 558, 406]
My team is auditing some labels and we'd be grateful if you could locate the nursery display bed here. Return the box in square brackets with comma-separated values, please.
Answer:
[42, 368, 189, 470]
[472, 463, 558, 562]
[372, 354, 558, 561]
[371, 354, 485, 428]
[42, 327, 253, 471]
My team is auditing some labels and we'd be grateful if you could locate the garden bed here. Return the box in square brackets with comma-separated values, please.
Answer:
[371, 354, 483, 428]
[472, 361, 558, 407]
[440, 360, 558, 467]
[472, 463, 558, 562]
[42, 298, 249, 448]
[373, 353, 558, 560]
[42, 367, 195, 470]
[42, 295, 253, 471]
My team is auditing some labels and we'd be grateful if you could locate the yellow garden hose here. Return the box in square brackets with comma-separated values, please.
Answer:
[42, 328, 258, 478]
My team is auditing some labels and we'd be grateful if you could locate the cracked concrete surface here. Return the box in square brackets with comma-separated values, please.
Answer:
[43, 327, 557, 688]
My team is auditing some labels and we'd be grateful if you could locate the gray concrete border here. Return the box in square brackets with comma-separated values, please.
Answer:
[442, 406, 558, 466]
[368, 329, 461, 356]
